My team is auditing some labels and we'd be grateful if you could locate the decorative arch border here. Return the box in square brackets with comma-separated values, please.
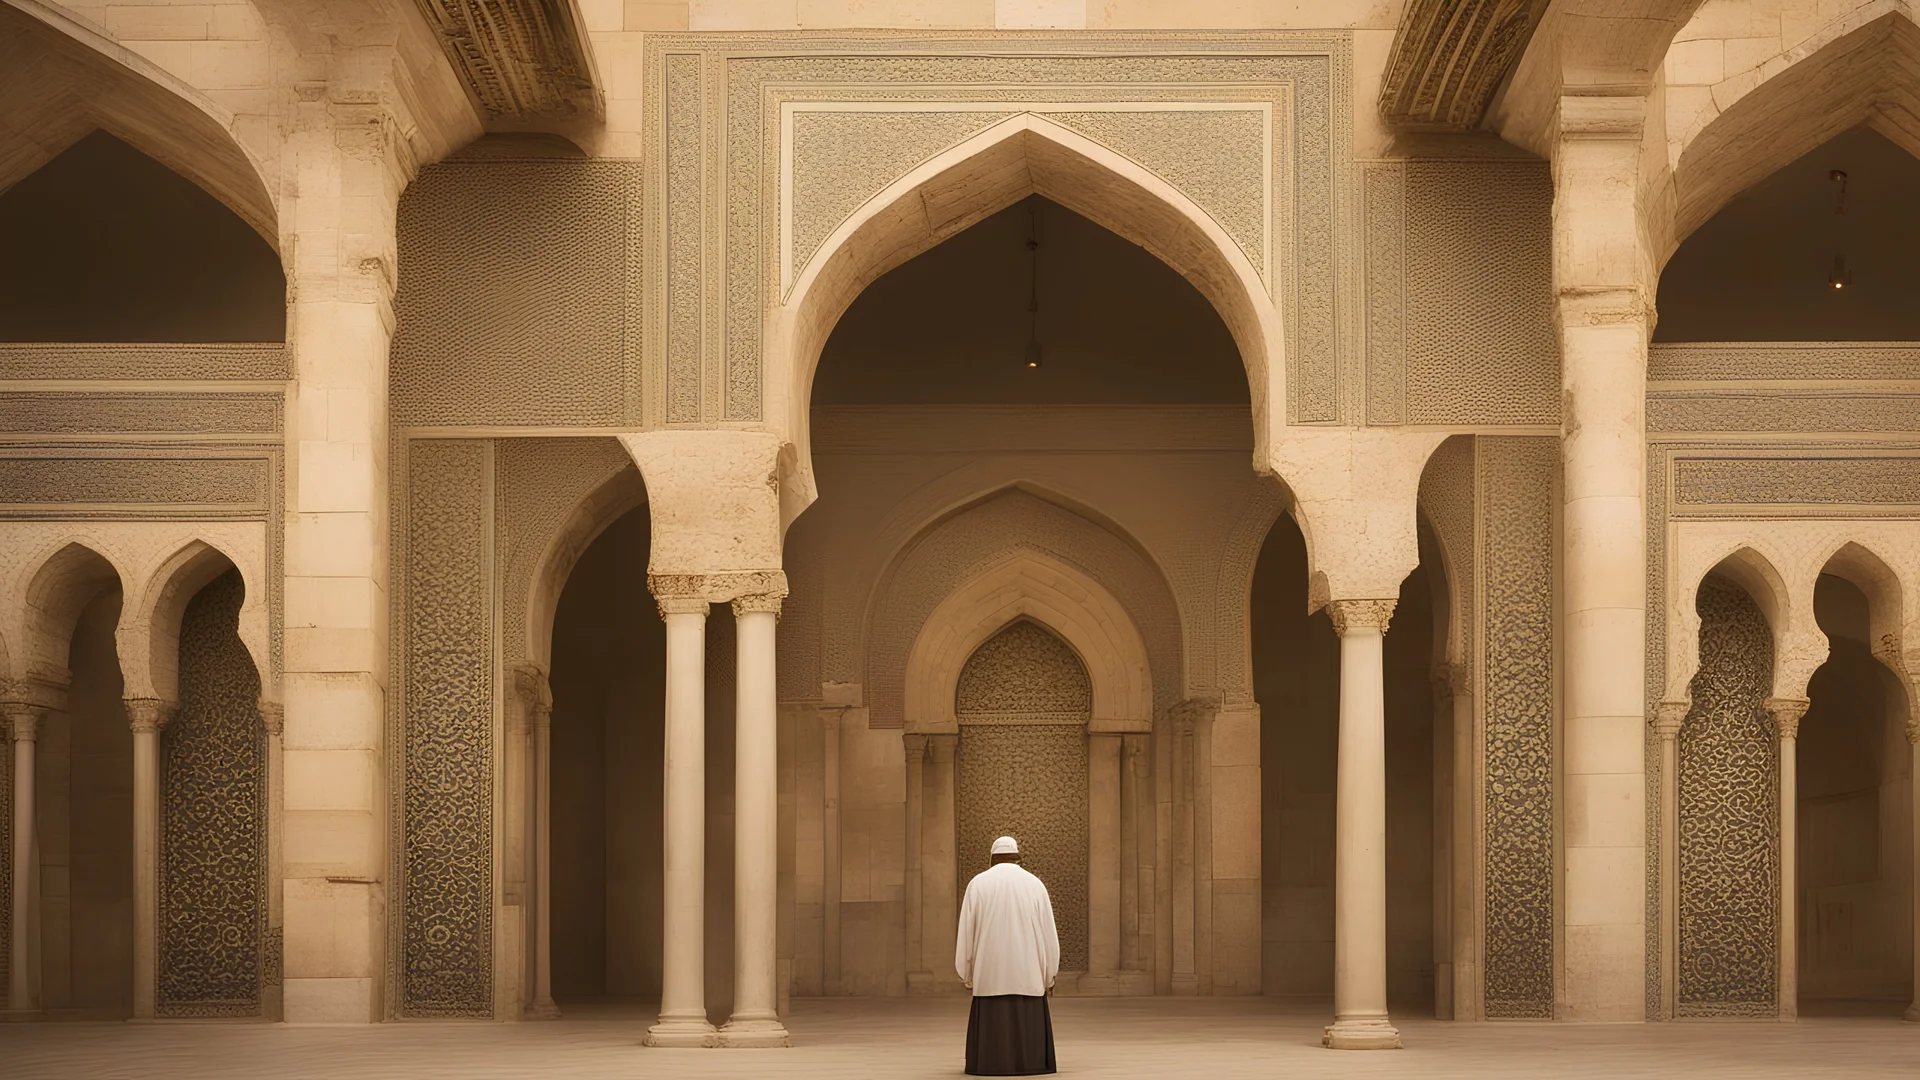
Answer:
[904, 548, 1152, 735]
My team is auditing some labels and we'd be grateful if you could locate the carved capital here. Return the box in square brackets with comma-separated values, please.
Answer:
[649, 570, 788, 610]
[125, 697, 174, 735]
[512, 663, 554, 730]
[1170, 697, 1217, 734]
[731, 592, 784, 617]
[1765, 697, 1810, 741]
[1557, 94, 1647, 141]
[1651, 701, 1689, 741]
[257, 699, 284, 737]
[1327, 598, 1396, 636]
[1432, 662, 1471, 700]
[903, 733, 927, 764]
[2, 701, 43, 743]
[925, 732, 958, 763]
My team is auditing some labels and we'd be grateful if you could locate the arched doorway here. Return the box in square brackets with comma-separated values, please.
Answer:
[1797, 571, 1915, 1015]
[954, 620, 1093, 975]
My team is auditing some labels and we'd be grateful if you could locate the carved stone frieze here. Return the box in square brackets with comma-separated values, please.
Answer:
[0, 393, 283, 437]
[1649, 392, 1920, 434]
[0, 456, 269, 515]
[649, 570, 789, 607]
[1673, 455, 1920, 509]
[407, 0, 599, 120]
[1648, 342, 1920, 382]
[0, 343, 288, 382]
[1379, 0, 1549, 130]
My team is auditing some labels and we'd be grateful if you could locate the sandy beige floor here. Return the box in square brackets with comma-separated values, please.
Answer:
[3, 997, 1918, 1079]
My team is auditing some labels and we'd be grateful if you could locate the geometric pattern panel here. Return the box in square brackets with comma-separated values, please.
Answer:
[1677, 578, 1777, 1017]
[957, 620, 1091, 972]
[401, 440, 495, 1017]
[1477, 436, 1556, 1018]
[159, 568, 265, 1017]
[392, 160, 642, 428]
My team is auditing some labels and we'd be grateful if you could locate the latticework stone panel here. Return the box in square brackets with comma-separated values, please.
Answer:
[391, 160, 641, 428]
[956, 621, 1091, 973]
[1477, 436, 1556, 1018]
[1677, 579, 1778, 1017]
[400, 440, 495, 1017]
[158, 568, 265, 1017]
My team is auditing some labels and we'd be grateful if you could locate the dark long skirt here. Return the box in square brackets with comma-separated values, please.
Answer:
[965, 994, 1056, 1076]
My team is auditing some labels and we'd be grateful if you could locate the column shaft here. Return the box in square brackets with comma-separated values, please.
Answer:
[128, 700, 166, 1020]
[531, 702, 558, 1019]
[1432, 670, 1454, 1020]
[1449, 677, 1478, 1019]
[720, 603, 789, 1047]
[1554, 96, 1652, 1022]
[1654, 704, 1686, 1021]
[1907, 721, 1919, 1024]
[923, 735, 959, 989]
[648, 603, 717, 1047]
[1324, 600, 1401, 1050]
[903, 734, 927, 988]
[5, 706, 39, 1015]
[1769, 699, 1806, 1021]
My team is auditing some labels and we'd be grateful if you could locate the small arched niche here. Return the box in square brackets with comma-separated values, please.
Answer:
[954, 619, 1092, 975]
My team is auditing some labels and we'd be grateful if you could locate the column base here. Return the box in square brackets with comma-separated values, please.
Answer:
[525, 999, 562, 1021]
[1322, 1016, 1402, 1050]
[717, 1017, 791, 1048]
[0, 1008, 43, 1023]
[645, 1017, 719, 1047]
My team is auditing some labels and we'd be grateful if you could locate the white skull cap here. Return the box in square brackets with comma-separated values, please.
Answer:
[991, 836, 1019, 856]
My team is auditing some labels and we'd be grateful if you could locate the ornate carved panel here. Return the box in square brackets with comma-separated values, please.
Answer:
[1363, 162, 1407, 425]
[399, 440, 495, 1017]
[1648, 342, 1920, 381]
[956, 620, 1091, 973]
[1476, 436, 1555, 1017]
[391, 159, 643, 428]
[0, 343, 287, 381]
[406, 0, 598, 119]
[0, 393, 282, 436]
[1677, 578, 1778, 1017]
[642, 31, 1354, 425]
[0, 456, 269, 515]
[158, 569, 265, 1017]
[1648, 391, 1920, 434]
[1674, 456, 1920, 508]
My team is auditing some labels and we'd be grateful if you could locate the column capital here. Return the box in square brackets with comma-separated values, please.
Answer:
[257, 699, 285, 737]
[925, 732, 958, 763]
[1556, 94, 1648, 141]
[731, 592, 784, 617]
[903, 733, 927, 762]
[125, 697, 174, 735]
[1651, 701, 1689, 741]
[512, 663, 554, 730]
[650, 570, 788, 613]
[1765, 698, 1810, 741]
[1328, 598, 1396, 636]
[1431, 662, 1471, 700]
[2, 701, 43, 742]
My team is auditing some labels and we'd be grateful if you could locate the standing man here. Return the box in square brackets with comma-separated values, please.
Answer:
[956, 835, 1061, 1076]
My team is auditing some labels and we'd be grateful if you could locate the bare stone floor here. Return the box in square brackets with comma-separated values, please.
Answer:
[4, 998, 1918, 1080]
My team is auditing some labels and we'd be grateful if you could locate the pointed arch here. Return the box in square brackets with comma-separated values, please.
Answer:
[1663, 9, 1920, 259]
[904, 548, 1152, 735]
[12, 538, 124, 696]
[771, 113, 1284, 525]
[523, 463, 647, 672]
[0, 0, 278, 245]
[124, 538, 266, 706]
[1818, 540, 1909, 679]
[1668, 543, 1803, 705]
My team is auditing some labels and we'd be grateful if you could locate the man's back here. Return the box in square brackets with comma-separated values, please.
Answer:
[956, 862, 1061, 998]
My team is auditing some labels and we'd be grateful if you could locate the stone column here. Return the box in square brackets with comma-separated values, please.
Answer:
[259, 700, 285, 1021]
[923, 734, 960, 989]
[528, 680, 559, 1020]
[1767, 698, 1807, 1021]
[1553, 94, 1652, 1022]
[647, 598, 717, 1047]
[1120, 734, 1144, 973]
[822, 707, 843, 995]
[1170, 703, 1196, 995]
[126, 697, 171, 1020]
[1088, 733, 1122, 983]
[1652, 701, 1687, 1020]
[3, 703, 41, 1016]
[1431, 666, 1454, 1020]
[1447, 664, 1478, 1021]
[720, 594, 790, 1048]
[1323, 599, 1401, 1050]
[902, 734, 928, 988]
[1907, 710, 1919, 1024]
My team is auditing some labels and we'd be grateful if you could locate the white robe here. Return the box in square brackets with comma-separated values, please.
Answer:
[955, 862, 1061, 998]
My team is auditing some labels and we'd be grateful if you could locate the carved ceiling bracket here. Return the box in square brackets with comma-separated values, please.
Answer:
[1379, 0, 1549, 130]
[411, 0, 601, 122]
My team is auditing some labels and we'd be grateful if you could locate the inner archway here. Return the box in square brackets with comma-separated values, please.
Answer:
[1797, 572, 1915, 1015]
[954, 619, 1093, 974]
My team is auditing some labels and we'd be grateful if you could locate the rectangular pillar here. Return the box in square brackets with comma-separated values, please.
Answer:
[1088, 733, 1121, 982]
